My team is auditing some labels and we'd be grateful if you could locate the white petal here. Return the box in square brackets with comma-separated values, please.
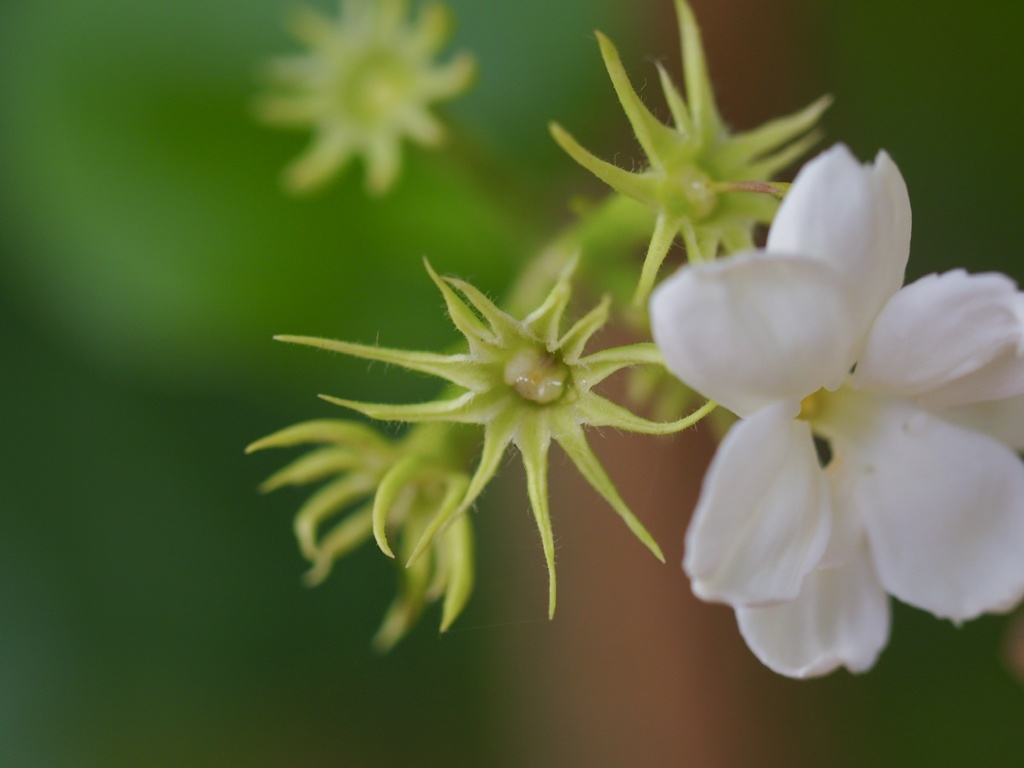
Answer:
[736, 546, 890, 678]
[944, 393, 1024, 451]
[818, 454, 868, 569]
[855, 270, 1024, 404]
[838, 398, 1024, 621]
[684, 402, 831, 605]
[921, 346, 1024, 410]
[650, 253, 858, 417]
[767, 144, 911, 341]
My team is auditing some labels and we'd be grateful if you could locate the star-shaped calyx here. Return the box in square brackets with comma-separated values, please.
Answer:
[256, 0, 474, 194]
[276, 257, 715, 616]
[247, 418, 476, 650]
[550, 0, 830, 304]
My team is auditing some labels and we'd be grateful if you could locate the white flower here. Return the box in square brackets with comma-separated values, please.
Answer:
[650, 144, 1024, 678]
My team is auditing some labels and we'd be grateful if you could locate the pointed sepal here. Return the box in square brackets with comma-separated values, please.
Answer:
[549, 122, 659, 204]
[633, 212, 683, 306]
[439, 513, 475, 632]
[303, 503, 375, 586]
[676, 0, 723, 145]
[523, 253, 578, 347]
[275, 334, 488, 391]
[372, 454, 427, 558]
[515, 415, 558, 619]
[558, 295, 611, 363]
[554, 416, 665, 563]
[595, 30, 682, 165]
[406, 473, 471, 567]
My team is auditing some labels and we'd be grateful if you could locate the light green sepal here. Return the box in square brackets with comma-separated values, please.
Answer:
[656, 62, 691, 136]
[409, 2, 454, 56]
[553, 416, 664, 564]
[406, 473, 471, 567]
[303, 503, 375, 586]
[575, 343, 665, 388]
[372, 454, 426, 558]
[372, 505, 436, 652]
[577, 393, 716, 435]
[259, 447, 361, 492]
[440, 513, 475, 632]
[721, 95, 832, 168]
[557, 295, 611, 363]
[275, 334, 489, 391]
[523, 254, 577, 346]
[439, 275, 522, 343]
[319, 391, 484, 424]
[456, 409, 518, 516]
[742, 130, 824, 182]
[595, 31, 681, 165]
[549, 123, 658, 204]
[245, 419, 388, 453]
[423, 259, 497, 348]
[633, 213, 683, 306]
[515, 415, 558, 619]
[294, 474, 378, 560]
[675, 0, 723, 144]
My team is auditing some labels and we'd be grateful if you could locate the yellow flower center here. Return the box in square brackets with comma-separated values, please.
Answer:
[503, 348, 569, 405]
[799, 389, 828, 421]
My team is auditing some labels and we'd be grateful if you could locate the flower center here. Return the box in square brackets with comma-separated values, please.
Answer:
[661, 165, 718, 220]
[503, 348, 569, 404]
[799, 390, 826, 421]
[798, 390, 838, 467]
[343, 51, 412, 124]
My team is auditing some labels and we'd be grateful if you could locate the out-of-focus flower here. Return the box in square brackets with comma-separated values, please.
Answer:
[256, 0, 474, 194]
[651, 144, 1024, 677]
[247, 419, 476, 650]
[551, 0, 829, 304]
[275, 256, 715, 618]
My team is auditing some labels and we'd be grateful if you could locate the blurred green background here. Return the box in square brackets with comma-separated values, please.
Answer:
[2, 0, 1023, 765]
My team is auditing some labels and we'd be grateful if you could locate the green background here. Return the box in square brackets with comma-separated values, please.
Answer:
[2, 0, 1023, 765]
